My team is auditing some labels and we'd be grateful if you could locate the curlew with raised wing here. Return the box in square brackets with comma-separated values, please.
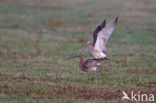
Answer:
[87, 17, 118, 59]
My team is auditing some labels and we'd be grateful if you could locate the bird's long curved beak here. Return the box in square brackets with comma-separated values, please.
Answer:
[66, 55, 80, 60]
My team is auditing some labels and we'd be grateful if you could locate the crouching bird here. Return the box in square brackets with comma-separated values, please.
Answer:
[67, 54, 110, 72]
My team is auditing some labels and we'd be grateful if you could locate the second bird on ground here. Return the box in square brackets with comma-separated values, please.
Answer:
[67, 54, 109, 72]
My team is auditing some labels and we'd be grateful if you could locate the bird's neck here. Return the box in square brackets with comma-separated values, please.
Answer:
[79, 55, 84, 68]
[87, 42, 94, 52]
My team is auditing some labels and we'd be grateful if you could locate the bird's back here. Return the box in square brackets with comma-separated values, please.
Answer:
[83, 58, 103, 68]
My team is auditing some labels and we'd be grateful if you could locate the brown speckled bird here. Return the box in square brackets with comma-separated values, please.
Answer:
[67, 54, 109, 72]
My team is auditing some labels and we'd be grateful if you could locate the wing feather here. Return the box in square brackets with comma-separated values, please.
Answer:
[83, 59, 100, 68]
[93, 20, 106, 45]
[95, 17, 118, 52]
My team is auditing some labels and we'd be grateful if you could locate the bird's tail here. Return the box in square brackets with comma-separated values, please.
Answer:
[99, 57, 110, 61]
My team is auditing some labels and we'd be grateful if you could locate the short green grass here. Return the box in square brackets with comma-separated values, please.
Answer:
[0, 0, 156, 103]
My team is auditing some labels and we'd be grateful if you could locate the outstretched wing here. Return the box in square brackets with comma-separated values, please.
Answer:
[93, 20, 106, 45]
[94, 17, 118, 53]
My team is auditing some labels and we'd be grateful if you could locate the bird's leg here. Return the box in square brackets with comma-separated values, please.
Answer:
[87, 72, 92, 81]
[96, 70, 99, 75]
[90, 71, 95, 81]
[95, 66, 100, 79]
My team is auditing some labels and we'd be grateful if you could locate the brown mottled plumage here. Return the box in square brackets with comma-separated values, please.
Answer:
[67, 54, 109, 72]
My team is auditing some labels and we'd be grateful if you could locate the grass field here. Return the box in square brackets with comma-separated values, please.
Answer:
[0, 0, 156, 102]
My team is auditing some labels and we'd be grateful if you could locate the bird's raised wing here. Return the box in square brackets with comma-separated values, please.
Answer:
[94, 17, 118, 53]
[93, 20, 106, 45]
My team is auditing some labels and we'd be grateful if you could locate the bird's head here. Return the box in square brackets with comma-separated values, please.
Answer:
[80, 39, 92, 49]
[86, 39, 92, 45]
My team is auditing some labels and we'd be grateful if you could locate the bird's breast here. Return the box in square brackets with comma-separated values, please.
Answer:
[92, 49, 106, 59]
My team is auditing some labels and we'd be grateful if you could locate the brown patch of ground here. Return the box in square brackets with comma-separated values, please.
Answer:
[49, 20, 63, 29]
[77, 37, 86, 43]
[0, 76, 156, 100]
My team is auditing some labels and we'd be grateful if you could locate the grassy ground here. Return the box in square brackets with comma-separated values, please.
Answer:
[0, 0, 156, 102]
